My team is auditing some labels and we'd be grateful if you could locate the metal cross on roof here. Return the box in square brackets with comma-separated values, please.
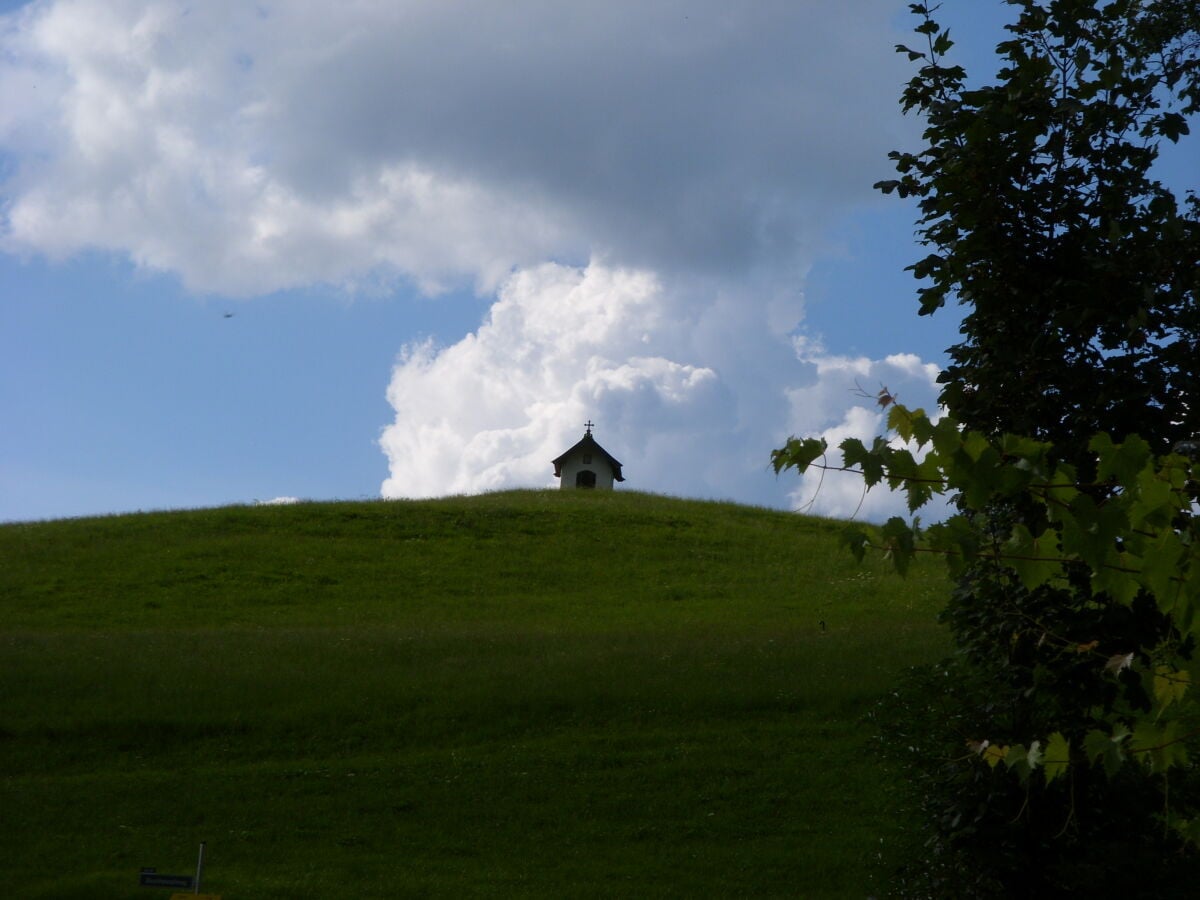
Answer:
[584, 420, 595, 435]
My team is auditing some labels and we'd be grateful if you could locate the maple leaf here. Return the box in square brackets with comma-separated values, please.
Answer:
[1154, 665, 1191, 712]
[1043, 732, 1070, 785]
[1103, 652, 1134, 675]
[983, 744, 1010, 768]
[1025, 740, 1044, 770]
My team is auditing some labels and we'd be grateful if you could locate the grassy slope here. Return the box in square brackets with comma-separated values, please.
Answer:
[0, 490, 949, 898]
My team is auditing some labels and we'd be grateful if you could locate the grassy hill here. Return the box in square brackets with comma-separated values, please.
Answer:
[0, 490, 950, 898]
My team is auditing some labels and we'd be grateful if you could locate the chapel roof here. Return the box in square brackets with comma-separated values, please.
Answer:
[552, 430, 625, 482]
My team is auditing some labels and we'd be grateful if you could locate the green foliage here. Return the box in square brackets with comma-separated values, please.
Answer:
[778, 1, 1200, 891]
[0, 491, 949, 897]
[782, 403, 1200, 892]
[880, 0, 1200, 465]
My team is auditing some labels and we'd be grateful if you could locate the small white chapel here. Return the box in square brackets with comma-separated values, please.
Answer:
[551, 421, 625, 490]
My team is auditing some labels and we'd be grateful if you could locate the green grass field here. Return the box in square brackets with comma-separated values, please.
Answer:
[1, 490, 950, 898]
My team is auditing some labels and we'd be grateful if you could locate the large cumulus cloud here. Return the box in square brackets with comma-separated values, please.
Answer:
[382, 262, 732, 499]
[1, 0, 915, 294]
[381, 261, 941, 518]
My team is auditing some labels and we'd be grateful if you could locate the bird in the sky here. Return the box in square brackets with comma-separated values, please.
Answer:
[223, 312, 234, 318]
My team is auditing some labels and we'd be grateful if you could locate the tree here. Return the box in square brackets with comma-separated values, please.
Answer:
[776, 2, 1200, 894]
[882, 0, 1200, 467]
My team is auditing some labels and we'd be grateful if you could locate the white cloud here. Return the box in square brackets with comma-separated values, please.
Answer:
[783, 345, 947, 520]
[0, 0, 916, 295]
[381, 260, 943, 519]
[381, 261, 731, 498]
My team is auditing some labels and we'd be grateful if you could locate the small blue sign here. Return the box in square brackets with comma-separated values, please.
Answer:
[139, 872, 194, 889]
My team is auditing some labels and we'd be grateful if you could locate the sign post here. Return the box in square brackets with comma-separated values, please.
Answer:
[195, 841, 206, 893]
[140, 843, 220, 899]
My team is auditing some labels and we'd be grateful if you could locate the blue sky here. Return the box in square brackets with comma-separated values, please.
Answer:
[0, 1, 1048, 522]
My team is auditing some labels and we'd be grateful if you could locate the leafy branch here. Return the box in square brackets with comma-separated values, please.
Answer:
[775, 402, 1200, 797]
